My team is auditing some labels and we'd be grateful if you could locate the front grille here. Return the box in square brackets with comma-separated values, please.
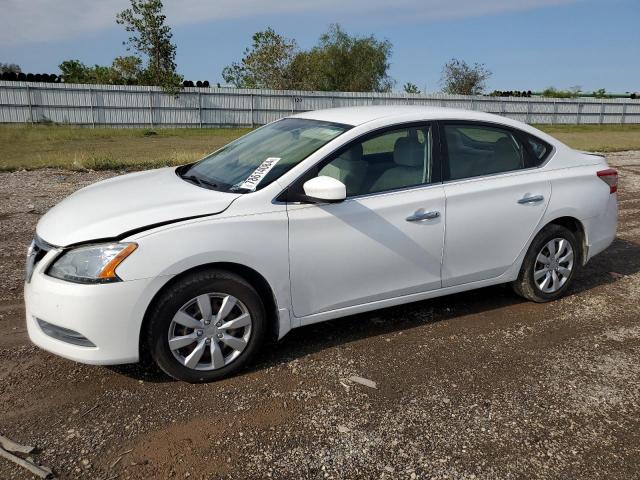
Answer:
[25, 236, 52, 282]
[36, 318, 96, 347]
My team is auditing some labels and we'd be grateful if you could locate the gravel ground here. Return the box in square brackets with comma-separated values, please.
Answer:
[1, 152, 639, 479]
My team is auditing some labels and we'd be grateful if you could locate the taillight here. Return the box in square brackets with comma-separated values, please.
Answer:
[597, 168, 618, 194]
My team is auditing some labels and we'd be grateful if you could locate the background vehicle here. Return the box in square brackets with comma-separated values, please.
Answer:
[24, 106, 618, 382]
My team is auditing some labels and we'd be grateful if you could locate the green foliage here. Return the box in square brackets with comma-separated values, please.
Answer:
[56, 1, 182, 93]
[541, 86, 580, 98]
[0, 62, 21, 74]
[440, 58, 492, 95]
[112, 55, 144, 84]
[59, 56, 143, 85]
[116, 0, 182, 94]
[403, 82, 420, 94]
[222, 24, 393, 92]
[222, 28, 298, 89]
[292, 24, 393, 92]
[593, 88, 608, 98]
[59, 60, 91, 84]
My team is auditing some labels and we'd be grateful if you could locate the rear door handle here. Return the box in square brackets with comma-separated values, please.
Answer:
[518, 194, 544, 204]
[406, 210, 440, 222]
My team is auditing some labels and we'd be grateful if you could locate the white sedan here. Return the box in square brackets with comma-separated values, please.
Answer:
[24, 106, 618, 382]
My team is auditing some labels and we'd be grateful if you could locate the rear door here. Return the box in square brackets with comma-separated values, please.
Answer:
[440, 122, 552, 287]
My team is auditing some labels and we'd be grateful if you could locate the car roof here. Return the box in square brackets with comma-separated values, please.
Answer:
[290, 105, 565, 149]
[291, 105, 509, 126]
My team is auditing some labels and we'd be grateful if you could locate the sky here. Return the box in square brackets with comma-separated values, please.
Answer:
[1, 0, 638, 93]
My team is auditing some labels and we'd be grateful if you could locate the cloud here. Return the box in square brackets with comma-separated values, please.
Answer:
[1, 0, 579, 46]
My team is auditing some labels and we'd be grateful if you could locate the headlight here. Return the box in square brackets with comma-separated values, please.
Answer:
[47, 243, 137, 284]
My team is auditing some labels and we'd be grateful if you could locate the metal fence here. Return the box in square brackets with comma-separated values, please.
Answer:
[1, 80, 639, 127]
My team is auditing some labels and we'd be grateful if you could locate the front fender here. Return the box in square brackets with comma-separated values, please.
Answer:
[116, 210, 292, 335]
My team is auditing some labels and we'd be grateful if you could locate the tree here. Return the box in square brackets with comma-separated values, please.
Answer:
[59, 60, 92, 84]
[541, 87, 579, 98]
[59, 57, 142, 85]
[403, 82, 420, 94]
[593, 88, 608, 99]
[440, 58, 492, 95]
[116, 0, 182, 94]
[292, 24, 393, 92]
[111, 55, 144, 84]
[0, 63, 21, 74]
[222, 28, 298, 89]
[223, 24, 394, 92]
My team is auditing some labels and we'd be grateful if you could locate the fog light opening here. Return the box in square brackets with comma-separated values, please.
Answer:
[36, 318, 96, 347]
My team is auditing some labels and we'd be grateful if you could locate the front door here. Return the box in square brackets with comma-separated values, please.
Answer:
[286, 123, 445, 318]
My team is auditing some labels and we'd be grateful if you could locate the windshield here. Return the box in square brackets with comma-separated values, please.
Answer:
[179, 118, 350, 192]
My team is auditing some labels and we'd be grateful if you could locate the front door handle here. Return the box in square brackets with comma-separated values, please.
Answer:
[406, 210, 440, 222]
[518, 194, 544, 204]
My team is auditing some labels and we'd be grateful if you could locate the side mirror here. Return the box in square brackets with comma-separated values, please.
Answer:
[302, 176, 346, 203]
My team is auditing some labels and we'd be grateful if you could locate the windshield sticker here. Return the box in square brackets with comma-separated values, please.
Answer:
[238, 157, 281, 191]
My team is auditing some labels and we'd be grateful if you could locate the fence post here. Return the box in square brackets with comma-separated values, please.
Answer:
[26, 84, 33, 124]
[89, 86, 95, 128]
[198, 90, 202, 128]
[621, 102, 627, 124]
[599, 101, 605, 125]
[526, 99, 532, 124]
[500, 98, 506, 115]
[250, 93, 254, 128]
[576, 101, 582, 125]
[552, 100, 558, 125]
[149, 86, 154, 127]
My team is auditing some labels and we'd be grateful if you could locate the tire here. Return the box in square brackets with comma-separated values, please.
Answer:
[145, 269, 266, 383]
[512, 224, 580, 303]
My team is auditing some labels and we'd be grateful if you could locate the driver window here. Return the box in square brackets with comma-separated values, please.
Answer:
[318, 125, 433, 197]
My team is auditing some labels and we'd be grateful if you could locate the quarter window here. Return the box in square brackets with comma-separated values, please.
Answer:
[526, 134, 552, 165]
[318, 125, 433, 197]
[444, 124, 527, 180]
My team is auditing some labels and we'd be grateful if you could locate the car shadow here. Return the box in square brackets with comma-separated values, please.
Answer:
[108, 237, 640, 383]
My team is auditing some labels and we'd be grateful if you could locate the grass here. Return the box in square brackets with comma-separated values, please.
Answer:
[0, 125, 251, 171]
[536, 124, 640, 152]
[0, 123, 638, 172]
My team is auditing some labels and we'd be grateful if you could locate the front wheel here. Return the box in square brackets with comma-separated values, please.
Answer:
[145, 270, 266, 383]
[512, 224, 580, 302]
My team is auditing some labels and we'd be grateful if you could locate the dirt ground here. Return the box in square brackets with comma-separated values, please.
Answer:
[1, 152, 639, 479]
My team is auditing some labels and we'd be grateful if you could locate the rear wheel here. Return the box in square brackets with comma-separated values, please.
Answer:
[146, 269, 266, 383]
[512, 224, 579, 302]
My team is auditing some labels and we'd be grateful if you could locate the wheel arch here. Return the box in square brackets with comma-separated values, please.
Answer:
[139, 262, 281, 363]
[541, 216, 587, 265]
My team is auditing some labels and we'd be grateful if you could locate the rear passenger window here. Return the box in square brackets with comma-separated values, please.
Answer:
[444, 124, 526, 180]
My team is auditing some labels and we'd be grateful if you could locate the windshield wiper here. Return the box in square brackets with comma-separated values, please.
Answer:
[180, 174, 220, 190]
[229, 186, 253, 194]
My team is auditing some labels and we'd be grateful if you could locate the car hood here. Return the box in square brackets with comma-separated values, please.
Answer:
[37, 167, 240, 247]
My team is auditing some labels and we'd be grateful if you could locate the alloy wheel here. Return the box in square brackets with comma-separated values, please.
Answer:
[533, 237, 574, 294]
[167, 293, 252, 371]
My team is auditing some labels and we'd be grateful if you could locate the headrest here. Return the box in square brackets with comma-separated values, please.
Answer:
[493, 137, 522, 168]
[393, 136, 423, 167]
[335, 143, 363, 164]
[494, 137, 519, 157]
[446, 129, 463, 149]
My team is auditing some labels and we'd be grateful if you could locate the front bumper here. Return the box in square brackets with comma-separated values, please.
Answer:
[25, 252, 172, 365]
